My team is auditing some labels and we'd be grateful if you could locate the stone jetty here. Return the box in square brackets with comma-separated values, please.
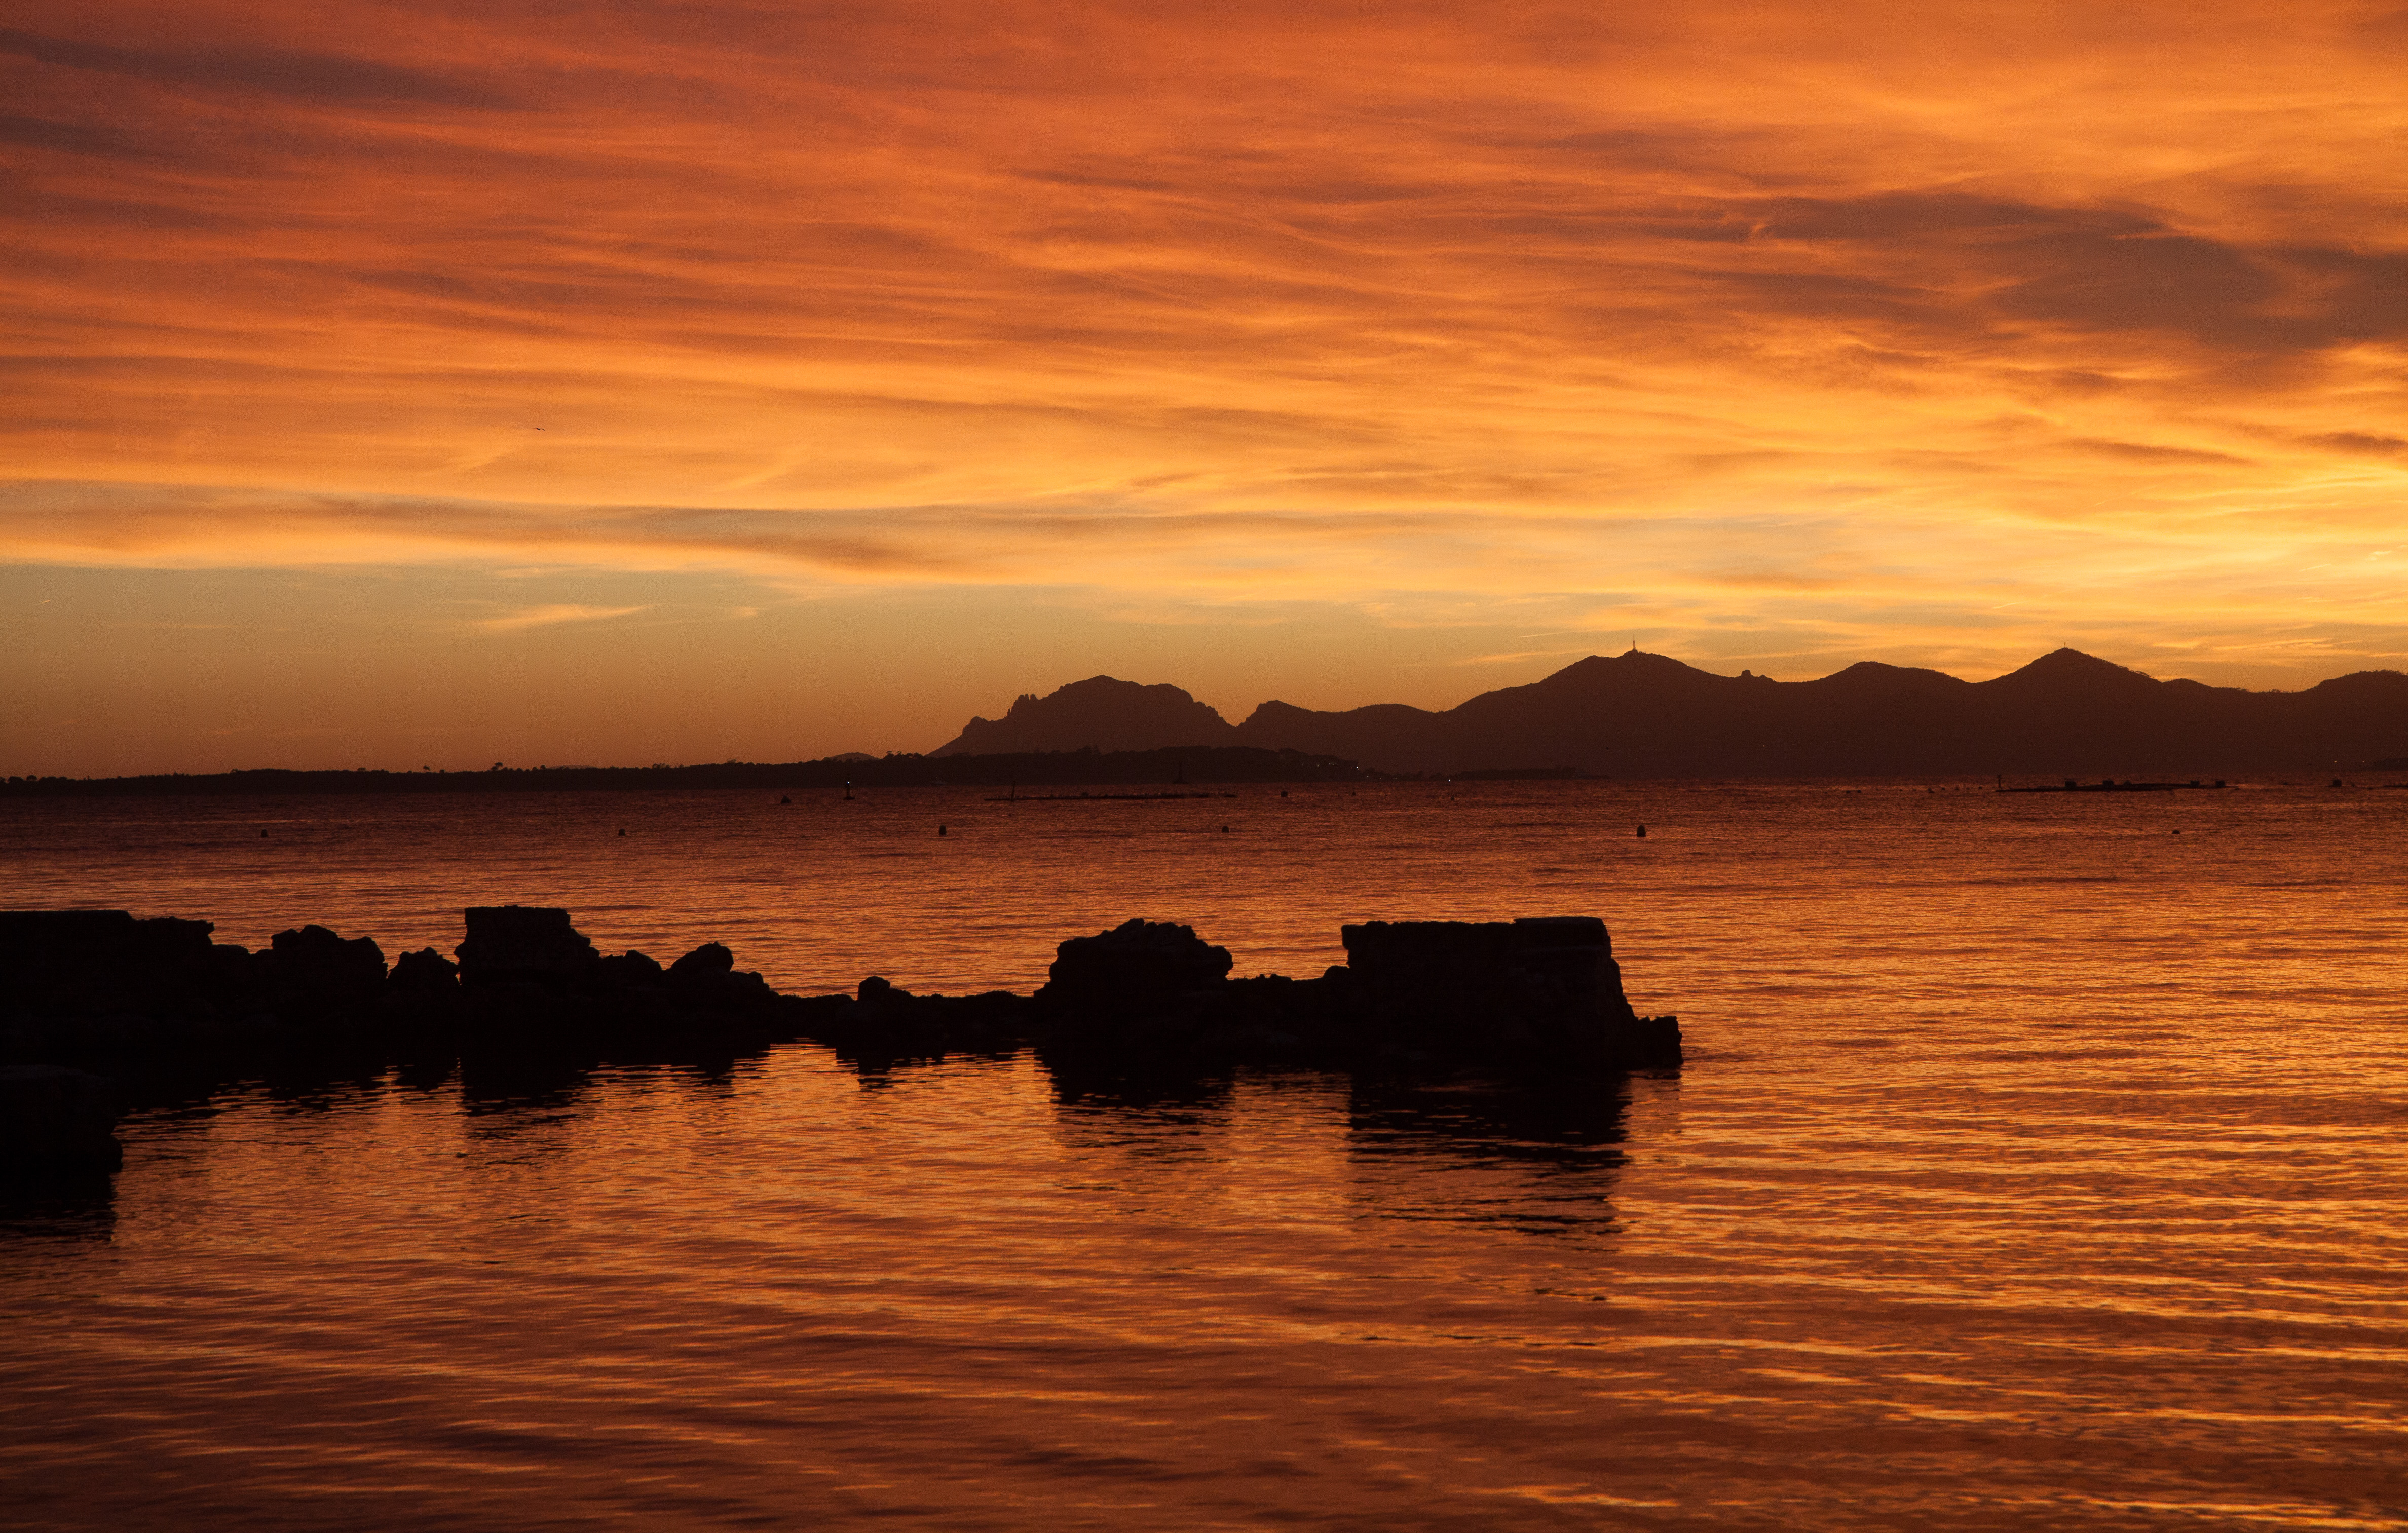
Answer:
[1, 906, 1679, 1168]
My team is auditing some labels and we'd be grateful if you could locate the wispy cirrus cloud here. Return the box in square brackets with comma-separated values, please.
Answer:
[2, 0, 2404, 774]
[474, 602, 652, 632]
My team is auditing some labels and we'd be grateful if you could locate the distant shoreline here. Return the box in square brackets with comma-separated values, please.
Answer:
[0, 746, 1419, 797]
[10, 757, 2404, 797]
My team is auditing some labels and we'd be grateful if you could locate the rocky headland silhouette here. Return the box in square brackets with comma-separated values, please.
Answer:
[942, 649, 2408, 777]
[936, 677, 1241, 756]
[0, 907, 1680, 1169]
[8, 649, 2403, 800]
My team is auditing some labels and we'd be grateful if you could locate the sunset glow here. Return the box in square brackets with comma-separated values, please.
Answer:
[6, 0, 2405, 771]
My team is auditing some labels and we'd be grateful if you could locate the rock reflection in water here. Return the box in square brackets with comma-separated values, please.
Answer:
[1347, 1073, 1637, 1236]
[0, 1168, 118, 1245]
[7, 779, 2404, 1531]
[456, 1054, 602, 1115]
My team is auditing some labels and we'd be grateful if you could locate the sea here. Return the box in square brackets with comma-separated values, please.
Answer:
[1, 780, 2402, 1531]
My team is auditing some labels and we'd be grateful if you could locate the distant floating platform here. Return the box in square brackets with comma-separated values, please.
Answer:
[2001, 779, 2233, 793]
[986, 790, 1240, 801]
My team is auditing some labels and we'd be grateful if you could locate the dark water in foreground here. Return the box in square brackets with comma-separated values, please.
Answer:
[2, 781, 2404, 1530]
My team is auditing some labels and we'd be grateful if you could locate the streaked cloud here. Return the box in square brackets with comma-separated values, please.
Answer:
[475, 603, 653, 632]
[2, 0, 2403, 770]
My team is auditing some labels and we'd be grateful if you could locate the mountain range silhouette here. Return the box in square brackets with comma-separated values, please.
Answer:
[935, 649, 2408, 776]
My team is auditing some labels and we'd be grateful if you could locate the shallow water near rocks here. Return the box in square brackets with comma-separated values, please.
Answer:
[2, 780, 2404, 1530]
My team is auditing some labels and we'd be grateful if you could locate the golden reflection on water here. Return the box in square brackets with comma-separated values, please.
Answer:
[3, 782, 2405, 1528]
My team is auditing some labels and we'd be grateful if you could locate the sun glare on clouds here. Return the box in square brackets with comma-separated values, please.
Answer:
[2, 0, 2405, 770]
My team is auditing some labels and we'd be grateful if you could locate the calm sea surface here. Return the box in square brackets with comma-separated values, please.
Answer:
[2, 781, 2403, 1530]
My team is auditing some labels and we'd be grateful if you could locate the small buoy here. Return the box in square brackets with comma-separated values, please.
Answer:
[1636, 824, 1647, 838]
[618, 828, 626, 837]
[1221, 824, 1229, 833]
[259, 829, 268, 837]
[780, 795, 790, 804]
[937, 824, 947, 836]
[1279, 789, 1289, 798]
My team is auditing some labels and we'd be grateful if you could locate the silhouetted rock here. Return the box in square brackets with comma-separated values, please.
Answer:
[384, 948, 464, 1036]
[456, 906, 599, 988]
[453, 908, 615, 1048]
[788, 976, 1031, 1064]
[1339, 917, 1679, 1069]
[668, 943, 735, 983]
[1025, 915, 1679, 1075]
[0, 909, 285, 1060]
[390, 947, 460, 993]
[1038, 919, 1233, 1013]
[1031, 921, 1323, 1071]
[596, 949, 664, 986]
[934, 676, 1238, 755]
[0, 909, 228, 1023]
[444, 909, 802, 1051]
[259, 924, 387, 1012]
[0, 1065, 124, 1173]
[6, 903, 1682, 1082]
[665, 942, 780, 1009]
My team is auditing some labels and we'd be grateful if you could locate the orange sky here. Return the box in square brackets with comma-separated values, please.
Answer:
[5, 0, 2405, 773]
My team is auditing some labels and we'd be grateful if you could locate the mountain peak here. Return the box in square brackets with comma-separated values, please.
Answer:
[933, 676, 1235, 756]
[932, 649, 2408, 775]
[1545, 649, 1713, 682]
[1988, 648, 2159, 689]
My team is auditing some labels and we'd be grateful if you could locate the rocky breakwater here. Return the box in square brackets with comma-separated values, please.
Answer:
[0, 905, 811, 1069]
[0, 909, 406, 1060]
[988, 914, 1679, 1077]
[0, 904, 818, 1170]
[788, 918, 1356, 1072]
[450, 904, 801, 1050]
[1, 905, 1678, 1102]
[785, 975, 1029, 1063]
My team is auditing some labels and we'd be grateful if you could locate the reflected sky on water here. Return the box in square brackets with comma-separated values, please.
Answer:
[4, 782, 2404, 1528]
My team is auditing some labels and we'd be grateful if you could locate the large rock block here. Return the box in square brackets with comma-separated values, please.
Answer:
[445, 910, 801, 1050]
[0, 1064, 125, 1173]
[455, 906, 599, 988]
[1036, 919, 1233, 1015]
[0, 909, 225, 1020]
[664, 942, 780, 1007]
[0, 908, 416, 1054]
[666, 942, 735, 984]
[797, 976, 1030, 1063]
[259, 925, 388, 1011]
[1028, 920, 1251, 1072]
[386, 946, 463, 1027]
[390, 946, 460, 993]
[596, 949, 664, 987]
[1340, 916, 1678, 1068]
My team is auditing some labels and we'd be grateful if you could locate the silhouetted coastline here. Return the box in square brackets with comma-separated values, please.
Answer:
[14, 647, 2403, 793]
[0, 746, 1387, 798]
[939, 649, 2408, 776]
[0, 906, 1681, 1169]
